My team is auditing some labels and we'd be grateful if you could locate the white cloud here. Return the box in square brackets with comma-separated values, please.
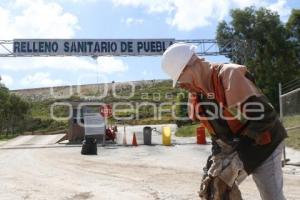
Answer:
[112, 0, 231, 31]
[233, 0, 291, 19]
[58, 0, 97, 3]
[112, 0, 292, 31]
[142, 70, 153, 77]
[167, 0, 231, 31]
[1, 75, 14, 86]
[0, 56, 128, 74]
[0, 0, 79, 39]
[0, 56, 128, 88]
[0, 0, 129, 89]
[232, 0, 264, 8]
[121, 17, 144, 25]
[112, 0, 172, 13]
[96, 57, 128, 74]
[20, 72, 65, 87]
[268, 0, 290, 20]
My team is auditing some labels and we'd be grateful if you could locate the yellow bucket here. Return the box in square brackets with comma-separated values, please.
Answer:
[162, 126, 171, 146]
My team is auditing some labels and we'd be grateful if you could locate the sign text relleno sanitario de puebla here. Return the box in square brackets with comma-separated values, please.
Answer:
[13, 39, 175, 56]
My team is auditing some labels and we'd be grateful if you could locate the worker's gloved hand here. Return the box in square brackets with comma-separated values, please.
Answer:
[241, 129, 271, 145]
[255, 131, 271, 145]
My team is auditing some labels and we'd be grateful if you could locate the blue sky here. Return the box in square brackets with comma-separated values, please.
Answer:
[0, 0, 299, 89]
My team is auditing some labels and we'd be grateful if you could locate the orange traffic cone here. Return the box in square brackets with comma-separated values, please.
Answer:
[197, 124, 207, 144]
[132, 132, 138, 146]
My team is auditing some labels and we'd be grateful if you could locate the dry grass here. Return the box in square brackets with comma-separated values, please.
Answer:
[283, 115, 300, 149]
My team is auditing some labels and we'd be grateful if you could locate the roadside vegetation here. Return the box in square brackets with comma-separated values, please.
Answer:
[175, 124, 199, 137]
[284, 115, 300, 149]
[0, 85, 68, 140]
[285, 129, 300, 150]
[0, 85, 30, 140]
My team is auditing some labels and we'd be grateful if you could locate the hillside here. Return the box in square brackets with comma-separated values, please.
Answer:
[11, 79, 181, 101]
[11, 79, 188, 128]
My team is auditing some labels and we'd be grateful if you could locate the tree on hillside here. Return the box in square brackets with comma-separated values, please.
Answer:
[0, 86, 10, 134]
[0, 84, 30, 136]
[8, 94, 30, 134]
[216, 7, 300, 109]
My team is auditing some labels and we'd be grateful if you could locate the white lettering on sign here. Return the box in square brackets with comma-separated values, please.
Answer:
[13, 39, 175, 56]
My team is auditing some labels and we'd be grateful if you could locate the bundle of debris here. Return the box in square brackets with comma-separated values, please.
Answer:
[199, 139, 246, 200]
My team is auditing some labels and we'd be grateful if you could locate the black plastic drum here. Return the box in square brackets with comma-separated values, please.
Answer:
[143, 126, 152, 145]
[81, 137, 97, 155]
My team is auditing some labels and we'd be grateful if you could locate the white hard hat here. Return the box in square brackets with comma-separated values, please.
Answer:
[161, 42, 196, 87]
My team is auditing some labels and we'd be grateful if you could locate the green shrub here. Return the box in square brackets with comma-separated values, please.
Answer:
[175, 124, 199, 137]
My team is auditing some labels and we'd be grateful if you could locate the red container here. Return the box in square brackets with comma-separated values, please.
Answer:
[197, 126, 207, 144]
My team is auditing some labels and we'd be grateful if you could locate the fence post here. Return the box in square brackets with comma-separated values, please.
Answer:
[279, 83, 283, 121]
[279, 82, 286, 166]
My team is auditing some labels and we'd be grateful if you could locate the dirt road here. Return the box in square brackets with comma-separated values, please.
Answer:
[0, 134, 299, 200]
